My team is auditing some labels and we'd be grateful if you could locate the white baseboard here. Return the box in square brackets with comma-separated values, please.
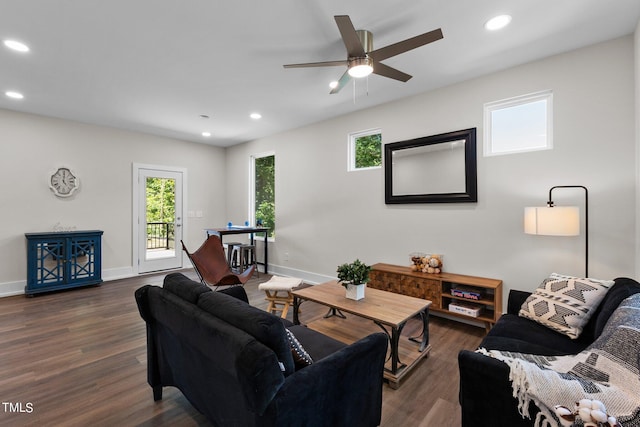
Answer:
[103, 266, 136, 281]
[0, 266, 138, 298]
[0, 280, 26, 298]
[0, 264, 335, 298]
[1, 264, 485, 330]
[267, 264, 334, 285]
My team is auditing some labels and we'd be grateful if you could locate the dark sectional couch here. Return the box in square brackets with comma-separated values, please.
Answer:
[458, 276, 640, 427]
[135, 272, 388, 427]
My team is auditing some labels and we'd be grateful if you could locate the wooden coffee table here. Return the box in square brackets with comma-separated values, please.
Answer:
[292, 280, 431, 388]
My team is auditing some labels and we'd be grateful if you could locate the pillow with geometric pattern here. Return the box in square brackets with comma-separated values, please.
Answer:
[519, 273, 614, 339]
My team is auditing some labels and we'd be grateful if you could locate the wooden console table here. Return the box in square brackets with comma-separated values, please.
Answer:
[368, 263, 502, 331]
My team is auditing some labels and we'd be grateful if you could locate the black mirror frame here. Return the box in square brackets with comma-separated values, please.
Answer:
[384, 128, 477, 204]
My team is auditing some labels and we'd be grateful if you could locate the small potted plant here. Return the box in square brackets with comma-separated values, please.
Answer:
[336, 259, 371, 300]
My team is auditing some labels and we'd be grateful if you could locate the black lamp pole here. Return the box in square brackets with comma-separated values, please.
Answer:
[547, 185, 589, 278]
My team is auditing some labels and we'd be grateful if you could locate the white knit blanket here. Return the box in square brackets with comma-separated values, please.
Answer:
[478, 293, 640, 427]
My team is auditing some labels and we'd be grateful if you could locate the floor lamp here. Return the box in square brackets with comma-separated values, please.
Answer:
[524, 185, 589, 278]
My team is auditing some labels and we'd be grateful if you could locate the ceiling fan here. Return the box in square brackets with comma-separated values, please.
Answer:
[283, 15, 443, 94]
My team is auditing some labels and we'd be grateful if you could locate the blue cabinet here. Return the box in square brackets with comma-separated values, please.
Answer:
[25, 230, 103, 295]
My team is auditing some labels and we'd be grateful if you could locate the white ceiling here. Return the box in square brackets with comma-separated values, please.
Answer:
[1, 1, 639, 147]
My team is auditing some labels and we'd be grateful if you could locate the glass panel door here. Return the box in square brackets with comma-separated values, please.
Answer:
[137, 168, 183, 273]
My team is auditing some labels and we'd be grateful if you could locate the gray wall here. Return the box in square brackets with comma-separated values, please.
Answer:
[226, 36, 637, 299]
[0, 35, 636, 303]
[0, 110, 227, 295]
[636, 20, 640, 276]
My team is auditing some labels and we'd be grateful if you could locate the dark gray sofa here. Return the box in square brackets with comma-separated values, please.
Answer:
[135, 272, 388, 427]
[458, 276, 640, 427]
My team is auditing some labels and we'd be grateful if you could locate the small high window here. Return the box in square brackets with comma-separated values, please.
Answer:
[349, 129, 382, 171]
[483, 90, 553, 156]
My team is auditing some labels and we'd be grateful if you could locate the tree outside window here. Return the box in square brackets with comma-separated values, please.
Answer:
[350, 129, 382, 171]
[146, 177, 175, 248]
[252, 154, 275, 238]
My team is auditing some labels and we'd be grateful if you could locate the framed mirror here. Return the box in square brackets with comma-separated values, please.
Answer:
[385, 128, 477, 204]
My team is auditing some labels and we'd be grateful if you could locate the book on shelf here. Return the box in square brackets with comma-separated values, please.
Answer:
[448, 302, 482, 317]
[450, 286, 483, 301]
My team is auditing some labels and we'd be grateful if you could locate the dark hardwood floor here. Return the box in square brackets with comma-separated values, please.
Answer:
[0, 270, 485, 426]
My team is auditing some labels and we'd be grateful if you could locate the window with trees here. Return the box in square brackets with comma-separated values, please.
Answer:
[349, 129, 382, 171]
[251, 153, 275, 239]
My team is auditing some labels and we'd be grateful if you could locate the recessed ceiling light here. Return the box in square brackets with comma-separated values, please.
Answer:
[329, 81, 339, 89]
[3, 39, 30, 53]
[202, 132, 211, 137]
[250, 113, 262, 120]
[485, 15, 512, 31]
[5, 91, 24, 99]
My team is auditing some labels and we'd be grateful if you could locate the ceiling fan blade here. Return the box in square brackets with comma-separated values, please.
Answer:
[373, 62, 412, 82]
[369, 28, 443, 62]
[330, 70, 351, 94]
[283, 60, 348, 68]
[334, 15, 366, 57]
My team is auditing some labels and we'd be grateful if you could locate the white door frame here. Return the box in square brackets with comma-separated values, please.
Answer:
[132, 163, 188, 274]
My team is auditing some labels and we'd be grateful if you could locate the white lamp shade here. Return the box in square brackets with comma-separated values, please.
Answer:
[524, 206, 580, 236]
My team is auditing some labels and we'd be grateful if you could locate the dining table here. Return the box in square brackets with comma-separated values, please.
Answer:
[204, 226, 269, 273]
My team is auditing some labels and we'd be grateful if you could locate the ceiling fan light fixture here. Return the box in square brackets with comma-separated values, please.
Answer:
[348, 57, 373, 78]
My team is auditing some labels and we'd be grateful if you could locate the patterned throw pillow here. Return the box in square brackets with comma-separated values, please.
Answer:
[519, 273, 614, 339]
[285, 329, 313, 369]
